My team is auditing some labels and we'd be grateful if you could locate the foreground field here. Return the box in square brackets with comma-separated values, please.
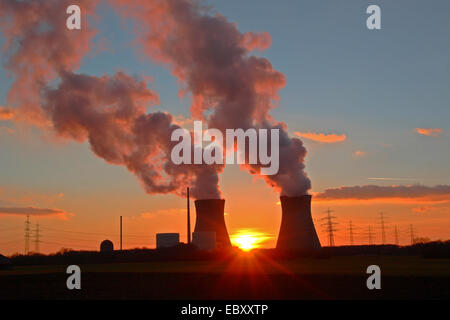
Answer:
[2, 255, 450, 276]
[1, 255, 449, 299]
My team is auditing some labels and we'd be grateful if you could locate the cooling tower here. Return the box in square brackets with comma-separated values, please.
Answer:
[193, 199, 231, 248]
[192, 231, 216, 250]
[276, 195, 321, 251]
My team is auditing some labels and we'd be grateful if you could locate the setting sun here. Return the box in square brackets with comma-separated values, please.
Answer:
[233, 234, 258, 251]
[230, 229, 272, 251]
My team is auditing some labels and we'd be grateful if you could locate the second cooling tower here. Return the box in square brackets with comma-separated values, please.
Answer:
[276, 195, 321, 251]
[193, 199, 231, 248]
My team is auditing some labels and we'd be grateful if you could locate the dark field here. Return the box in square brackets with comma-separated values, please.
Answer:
[1, 255, 449, 299]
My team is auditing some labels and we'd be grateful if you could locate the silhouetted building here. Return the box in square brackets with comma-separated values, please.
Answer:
[276, 195, 321, 251]
[156, 233, 180, 248]
[193, 199, 231, 248]
[100, 240, 114, 252]
[0, 254, 11, 270]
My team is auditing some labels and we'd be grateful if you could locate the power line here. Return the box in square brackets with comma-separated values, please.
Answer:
[0, 232, 24, 240]
[4, 223, 191, 253]
[40, 226, 151, 238]
[39, 227, 157, 247]
[0, 226, 22, 232]
[41, 235, 95, 243]
[40, 240, 97, 250]
[0, 238, 24, 245]
[321, 208, 338, 247]
[39, 226, 113, 236]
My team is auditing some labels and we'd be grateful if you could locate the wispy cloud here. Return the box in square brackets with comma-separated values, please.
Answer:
[414, 128, 443, 138]
[294, 131, 347, 144]
[0, 206, 71, 219]
[353, 150, 366, 157]
[0, 187, 64, 206]
[314, 184, 450, 203]
[368, 177, 424, 182]
[412, 206, 447, 214]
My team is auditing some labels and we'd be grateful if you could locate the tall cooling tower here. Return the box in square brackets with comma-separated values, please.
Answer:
[276, 195, 321, 251]
[193, 199, 231, 248]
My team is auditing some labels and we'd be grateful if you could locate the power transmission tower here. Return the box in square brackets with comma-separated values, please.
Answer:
[378, 212, 388, 245]
[394, 225, 399, 246]
[33, 223, 41, 253]
[409, 224, 416, 245]
[368, 225, 374, 245]
[24, 214, 30, 255]
[321, 208, 338, 247]
[348, 220, 355, 246]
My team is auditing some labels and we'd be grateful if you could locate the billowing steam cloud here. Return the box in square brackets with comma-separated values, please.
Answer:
[113, 0, 311, 196]
[44, 71, 222, 198]
[0, 0, 222, 199]
[1, 0, 311, 199]
[0, 0, 98, 126]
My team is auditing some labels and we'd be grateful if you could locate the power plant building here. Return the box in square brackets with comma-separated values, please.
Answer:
[276, 195, 321, 251]
[193, 199, 231, 249]
[156, 233, 180, 249]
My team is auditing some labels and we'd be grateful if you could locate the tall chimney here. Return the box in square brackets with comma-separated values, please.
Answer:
[193, 199, 231, 248]
[276, 195, 321, 251]
[187, 187, 191, 244]
[120, 215, 123, 251]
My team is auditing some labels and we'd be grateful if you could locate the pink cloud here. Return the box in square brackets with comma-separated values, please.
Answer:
[414, 128, 443, 138]
[241, 32, 272, 51]
[294, 131, 347, 144]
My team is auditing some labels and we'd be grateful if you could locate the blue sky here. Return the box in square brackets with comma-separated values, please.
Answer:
[3, 0, 448, 190]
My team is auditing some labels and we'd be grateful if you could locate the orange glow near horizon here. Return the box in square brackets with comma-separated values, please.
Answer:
[230, 229, 273, 251]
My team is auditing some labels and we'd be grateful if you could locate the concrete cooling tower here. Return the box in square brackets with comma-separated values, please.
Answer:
[193, 199, 231, 248]
[276, 195, 321, 251]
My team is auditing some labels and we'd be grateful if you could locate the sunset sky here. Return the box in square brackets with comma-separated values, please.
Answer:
[1, 0, 450, 255]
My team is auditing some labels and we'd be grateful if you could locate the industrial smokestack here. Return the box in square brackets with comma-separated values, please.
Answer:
[276, 195, 321, 251]
[187, 187, 191, 244]
[193, 199, 231, 248]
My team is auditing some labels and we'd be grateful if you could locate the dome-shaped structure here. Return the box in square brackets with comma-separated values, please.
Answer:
[0, 253, 11, 270]
[100, 240, 114, 252]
